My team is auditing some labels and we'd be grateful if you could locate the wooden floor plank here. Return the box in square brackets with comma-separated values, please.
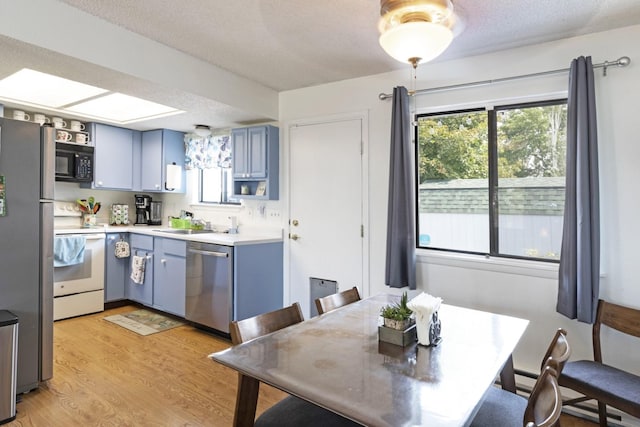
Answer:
[7, 305, 597, 426]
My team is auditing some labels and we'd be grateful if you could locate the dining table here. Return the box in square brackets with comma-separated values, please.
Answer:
[210, 294, 529, 427]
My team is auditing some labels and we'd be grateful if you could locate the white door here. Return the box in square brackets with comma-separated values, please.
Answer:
[288, 117, 366, 317]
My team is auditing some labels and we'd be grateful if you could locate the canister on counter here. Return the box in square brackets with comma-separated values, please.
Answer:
[110, 203, 129, 225]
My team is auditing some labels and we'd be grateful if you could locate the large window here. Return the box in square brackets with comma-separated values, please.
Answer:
[415, 99, 567, 261]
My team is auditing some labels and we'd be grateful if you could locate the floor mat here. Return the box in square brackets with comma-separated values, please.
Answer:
[104, 309, 185, 336]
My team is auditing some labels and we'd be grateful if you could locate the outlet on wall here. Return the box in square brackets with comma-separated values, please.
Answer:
[266, 209, 281, 218]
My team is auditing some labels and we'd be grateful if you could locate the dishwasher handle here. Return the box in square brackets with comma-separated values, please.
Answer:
[188, 248, 229, 258]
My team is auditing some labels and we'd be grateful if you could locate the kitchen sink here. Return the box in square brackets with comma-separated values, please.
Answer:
[153, 229, 217, 235]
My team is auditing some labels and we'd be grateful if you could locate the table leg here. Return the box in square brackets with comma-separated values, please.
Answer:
[499, 355, 517, 393]
[233, 373, 260, 427]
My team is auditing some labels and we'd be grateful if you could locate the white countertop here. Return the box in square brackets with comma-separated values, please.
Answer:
[54, 225, 283, 246]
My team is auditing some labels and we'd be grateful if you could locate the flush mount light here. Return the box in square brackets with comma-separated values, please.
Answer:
[0, 68, 183, 124]
[193, 124, 212, 137]
[378, 0, 457, 68]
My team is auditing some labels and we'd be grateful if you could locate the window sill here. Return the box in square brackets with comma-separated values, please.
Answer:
[189, 202, 243, 212]
[416, 249, 559, 279]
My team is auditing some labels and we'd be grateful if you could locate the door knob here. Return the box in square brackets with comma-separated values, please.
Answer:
[291, 219, 299, 226]
[289, 233, 300, 241]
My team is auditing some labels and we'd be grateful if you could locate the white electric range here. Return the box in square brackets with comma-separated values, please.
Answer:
[53, 201, 105, 320]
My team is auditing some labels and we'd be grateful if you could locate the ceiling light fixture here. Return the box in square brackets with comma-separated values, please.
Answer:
[378, 0, 455, 68]
[194, 124, 211, 137]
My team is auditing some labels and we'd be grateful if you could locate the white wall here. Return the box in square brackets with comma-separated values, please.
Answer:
[279, 24, 640, 395]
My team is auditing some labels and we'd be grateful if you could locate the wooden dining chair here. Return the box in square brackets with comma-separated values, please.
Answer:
[315, 286, 361, 315]
[229, 303, 360, 427]
[559, 299, 640, 427]
[471, 361, 563, 427]
[471, 329, 570, 427]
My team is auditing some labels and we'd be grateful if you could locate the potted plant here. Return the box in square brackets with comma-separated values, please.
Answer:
[380, 292, 414, 331]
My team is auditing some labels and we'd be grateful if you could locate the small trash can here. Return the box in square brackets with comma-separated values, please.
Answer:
[0, 310, 18, 425]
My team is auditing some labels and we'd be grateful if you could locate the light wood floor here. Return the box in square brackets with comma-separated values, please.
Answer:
[8, 305, 598, 426]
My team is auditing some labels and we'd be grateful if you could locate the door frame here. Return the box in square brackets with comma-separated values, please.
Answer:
[282, 111, 370, 307]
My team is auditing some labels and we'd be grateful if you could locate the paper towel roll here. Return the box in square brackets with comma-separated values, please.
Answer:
[166, 163, 182, 190]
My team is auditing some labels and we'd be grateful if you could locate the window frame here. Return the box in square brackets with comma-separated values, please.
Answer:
[199, 167, 240, 205]
[414, 98, 567, 263]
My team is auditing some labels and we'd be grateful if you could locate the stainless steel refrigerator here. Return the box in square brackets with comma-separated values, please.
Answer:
[0, 118, 54, 394]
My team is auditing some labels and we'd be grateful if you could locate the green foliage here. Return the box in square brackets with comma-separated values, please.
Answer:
[417, 103, 567, 183]
[380, 292, 413, 321]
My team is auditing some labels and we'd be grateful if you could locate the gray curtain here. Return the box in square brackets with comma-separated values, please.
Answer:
[385, 86, 416, 289]
[557, 56, 600, 323]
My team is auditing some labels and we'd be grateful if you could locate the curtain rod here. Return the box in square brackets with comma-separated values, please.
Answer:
[378, 56, 631, 101]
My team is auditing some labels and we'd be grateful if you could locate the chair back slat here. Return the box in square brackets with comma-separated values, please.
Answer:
[523, 364, 562, 427]
[540, 328, 571, 372]
[230, 303, 304, 345]
[315, 286, 361, 315]
[598, 299, 640, 339]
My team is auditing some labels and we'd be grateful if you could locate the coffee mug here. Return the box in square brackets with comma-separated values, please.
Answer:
[13, 110, 30, 121]
[33, 113, 50, 125]
[75, 133, 87, 144]
[56, 130, 72, 142]
[70, 120, 85, 132]
[52, 117, 67, 128]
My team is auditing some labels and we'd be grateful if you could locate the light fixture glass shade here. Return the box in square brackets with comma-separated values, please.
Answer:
[194, 125, 211, 137]
[379, 21, 453, 65]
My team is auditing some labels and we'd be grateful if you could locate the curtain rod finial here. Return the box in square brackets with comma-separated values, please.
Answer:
[618, 56, 631, 67]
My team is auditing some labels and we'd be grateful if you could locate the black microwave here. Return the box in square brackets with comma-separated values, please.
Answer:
[55, 142, 94, 182]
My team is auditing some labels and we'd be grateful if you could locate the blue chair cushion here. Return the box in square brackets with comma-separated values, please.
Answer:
[560, 360, 640, 417]
[470, 386, 527, 427]
[255, 396, 361, 427]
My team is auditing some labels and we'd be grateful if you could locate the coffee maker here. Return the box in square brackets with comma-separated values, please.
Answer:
[134, 194, 151, 225]
[149, 201, 163, 226]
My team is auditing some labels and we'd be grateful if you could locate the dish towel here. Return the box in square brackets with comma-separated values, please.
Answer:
[130, 255, 146, 285]
[53, 236, 86, 267]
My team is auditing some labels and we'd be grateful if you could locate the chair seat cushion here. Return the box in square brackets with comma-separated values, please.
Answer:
[470, 386, 527, 427]
[560, 360, 640, 417]
[255, 396, 361, 427]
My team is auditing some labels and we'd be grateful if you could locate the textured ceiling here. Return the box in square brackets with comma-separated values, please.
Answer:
[58, 0, 640, 91]
[2, 0, 640, 131]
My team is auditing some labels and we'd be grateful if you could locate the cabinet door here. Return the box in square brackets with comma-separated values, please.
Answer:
[153, 238, 186, 317]
[105, 233, 127, 302]
[232, 128, 249, 178]
[92, 123, 134, 190]
[248, 126, 267, 178]
[141, 129, 163, 191]
[141, 129, 186, 192]
[127, 235, 154, 306]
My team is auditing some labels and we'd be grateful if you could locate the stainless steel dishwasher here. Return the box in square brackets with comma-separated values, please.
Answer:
[186, 242, 233, 333]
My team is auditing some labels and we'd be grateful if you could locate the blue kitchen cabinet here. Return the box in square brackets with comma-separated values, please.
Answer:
[231, 125, 279, 200]
[105, 233, 129, 302]
[85, 123, 140, 190]
[141, 129, 186, 193]
[153, 237, 186, 317]
[233, 242, 283, 321]
[126, 234, 154, 306]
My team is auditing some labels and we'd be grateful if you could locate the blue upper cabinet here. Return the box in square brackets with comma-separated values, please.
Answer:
[231, 125, 279, 200]
[141, 129, 186, 193]
[84, 123, 138, 190]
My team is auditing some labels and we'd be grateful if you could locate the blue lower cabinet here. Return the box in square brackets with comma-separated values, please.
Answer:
[153, 237, 186, 317]
[127, 234, 154, 306]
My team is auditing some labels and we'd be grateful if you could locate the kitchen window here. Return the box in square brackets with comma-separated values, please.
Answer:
[200, 167, 237, 204]
[415, 99, 567, 262]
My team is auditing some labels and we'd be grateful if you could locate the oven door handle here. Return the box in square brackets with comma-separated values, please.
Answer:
[68, 234, 106, 240]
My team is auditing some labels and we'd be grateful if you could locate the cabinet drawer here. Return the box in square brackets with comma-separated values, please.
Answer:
[160, 238, 186, 257]
[130, 234, 154, 250]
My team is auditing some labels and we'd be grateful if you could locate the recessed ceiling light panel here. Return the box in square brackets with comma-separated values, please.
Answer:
[0, 68, 108, 108]
[66, 92, 182, 123]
